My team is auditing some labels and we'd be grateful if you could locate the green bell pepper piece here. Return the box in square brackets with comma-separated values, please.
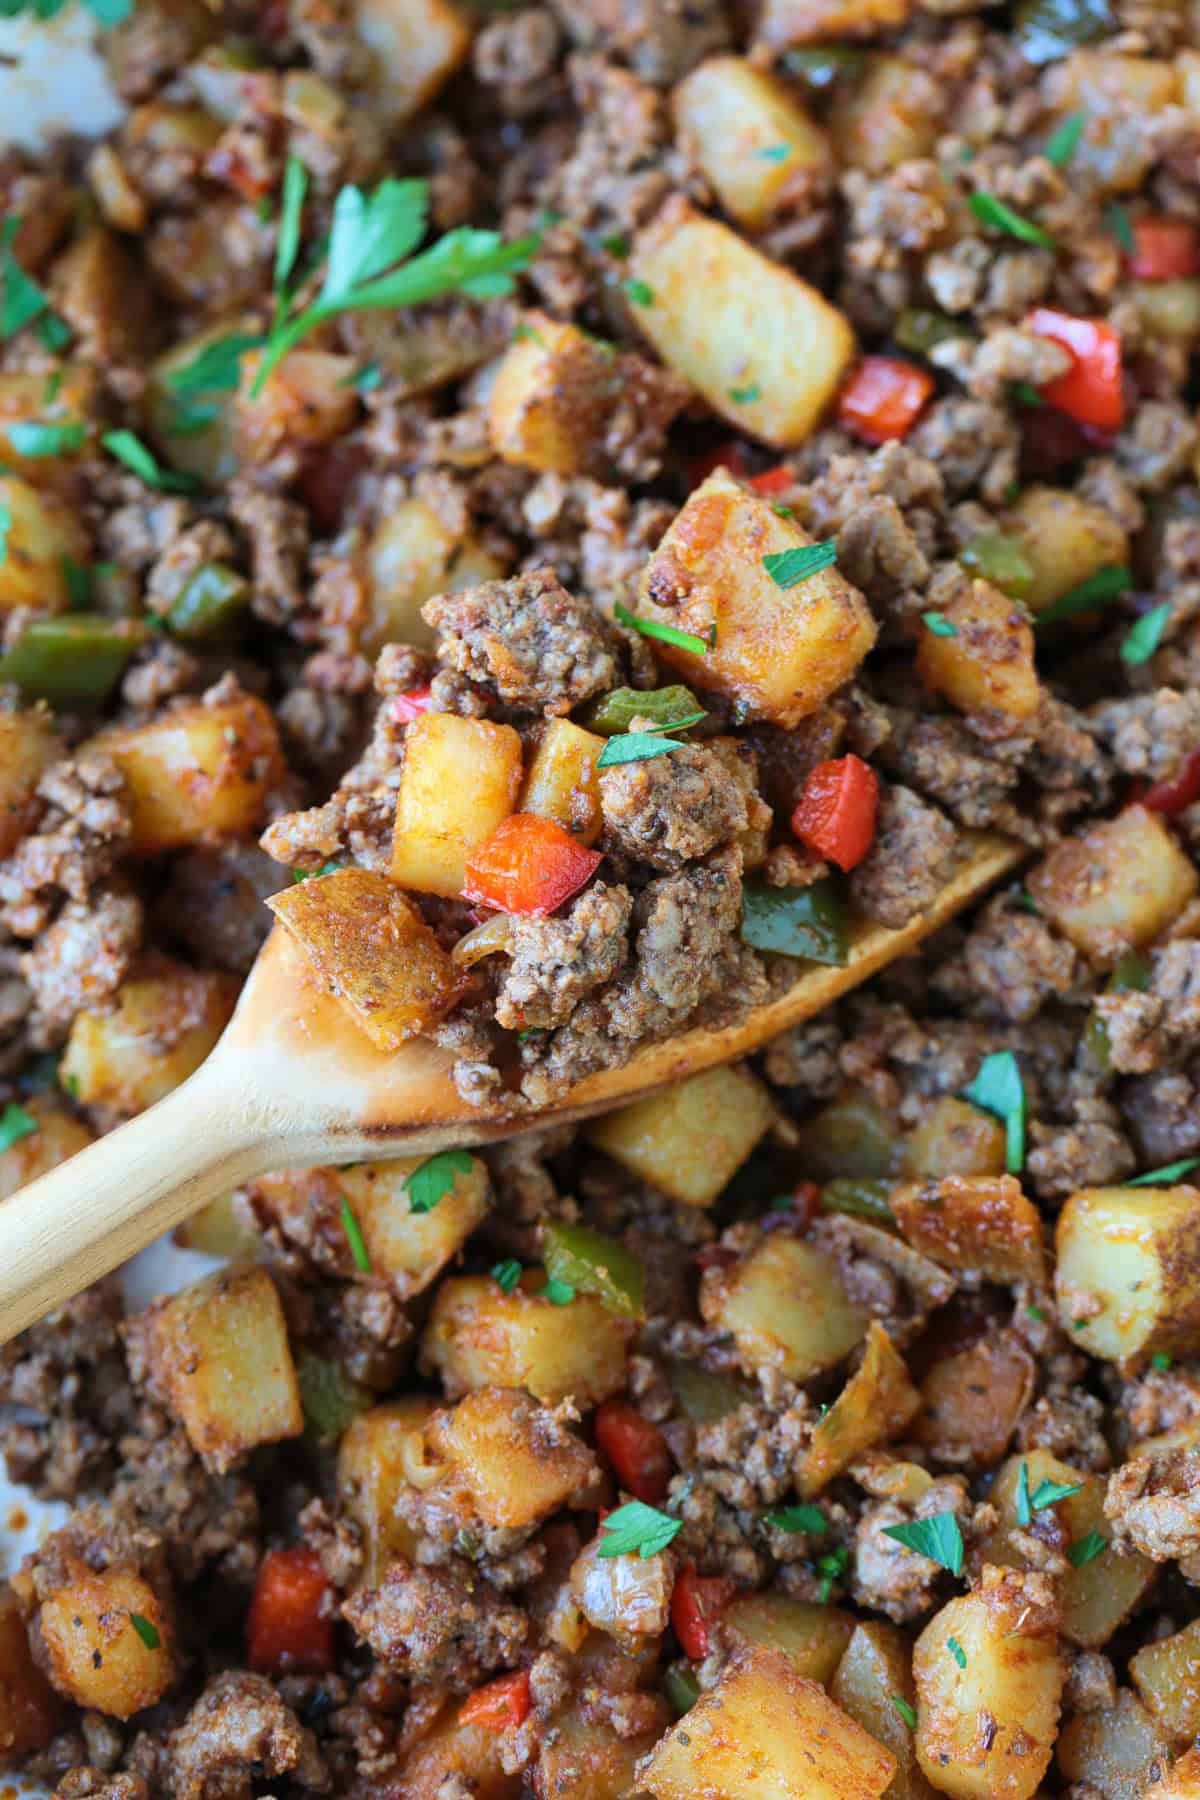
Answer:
[782, 45, 865, 88]
[296, 1352, 372, 1444]
[820, 1177, 896, 1223]
[741, 878, 848, 965]
[664, 1666, 701, 1714]
[0, 615, 149, 709]
[582, 684, 704, 736]
[1084, 949, 1153, 1071]
[666, 1357, 752, 1423]
[894, 308, 968, 356]
[542, 1220, 644, 1318]
[959, 533, 1036, 601]
[167, 561, 251, 641]
[1014, 0, 1112, 63]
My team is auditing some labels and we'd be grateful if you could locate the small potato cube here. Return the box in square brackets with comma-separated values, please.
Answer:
[587, 1062, 774, 1206]
[1027, 806, 1198, 967]
[534, 1704, 667, 1800]
[758, 0, 912, 45]
[342, 1154, 489, 1296]
[235, 349, 359, 464]
[338, 1398, 438, 1585]
[1057, 1689, 1171, 1800]
[352, 0, 471, 125]
[0, 475, 88, 613]
[397, 1708, 521, 1800]
[61, 961, 237, 1117]
[0, 1586, 58, 1756]
[640, 1646, 896, 1800]
[915, 1331, 1035, 1467]
[890, 1176, 1046, 1286]
[519, 718, 605, 847]
[915, 579, 1039, 728]
[0, 699, 59, 858]
[89, 689, 285, 854]
[901, 1098, 1007, 1179]
[391, 711, 524, 897]
[628, 200, 856, 449]
[570, 1532, 673, 1649]
[1055, 1185, 1200, 1363]
[701, 1234, 867, 1379]
[490, 314, 631, 477]
[425, 1387, 598, 1530]
[133, 1264, 302, 1472]
[1129, 1618, 1200, 1743]
[1160, 1750, 1200, 1800]
[634, 470, 876, 726]
[422, 1274, 631, 1406]
[0, 1096, 92, 1201]
[672, 58, 830, 233]
[1003, 486, 1129, 615]
[796, 1084, 902, 1181]
[913, 1570, 1064, 1800]
[832, 1622, 937, 1800]
[798, 1322, 921, 1497]
[174, 1190, 262, 1260]
[721, 1594, 856, 1683]
[268, 867, 468, 1051]
[51, 228, 155, 367]
[832, 55, 941, 175]
[36, 1568, 174, 1720]
[364, 498, 460, 653]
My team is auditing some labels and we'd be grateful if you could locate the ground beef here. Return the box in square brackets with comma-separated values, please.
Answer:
[165, 1673, 327, 1800]
[1025, 1097, 1137, 1200]
[852, 1479, 970, 1622]
[1120, 1064, 1200, 1165]
[227, 483, 310, 627]
[849, 784, 960, 929]
[494, 882, 633, 1031]
[884, 712, 1024, 830]
[1089, 687, 1200, 783]
[599, 740, 750, 872]
[424, 567, 620, 716]
[0, 1277, 128, 1500]
[342, 1558, 528, 1688]
[52, 1773, 148, 1800]
[548, 0, 729, 84]
[109, 1421, 260, 1586]
[1105, 1449, 1200, 1561]
[156, 846, 278, 975]
[962, 896, 1080, 1023]
[21, 886, 144, 1049]
[0, 753, 132, 939]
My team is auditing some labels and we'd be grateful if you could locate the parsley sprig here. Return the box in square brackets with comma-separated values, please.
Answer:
[0, 1101, 37, 1153]
[406, 1147, 474, 1214]
[963, 1050, 1025, 1174]
[882, 1511, 964, 1576]
[763, 541, 838, 589]
[614, 599, 710, 658]
[1129, 1157, 1200, 1186]
[598, 1500, 681, 1559]
[765, 1504, 827, 1535]
[0, 0, 131, 23]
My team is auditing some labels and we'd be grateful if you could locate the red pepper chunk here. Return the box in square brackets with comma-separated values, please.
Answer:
[792, 755, 879, 873]
[463, 815, 602, 918]
[594, 1400, 673, 1505]
[459, 1669, 532, 1733]
[391, 686, 433, 724]
[1027, 308, 1124, 432]
[837, 357, 935, 444]
[246, 1547, 334, 1675]
[688, 439, 748, 487]
[1131, 218, 1200, 281]
[748, 465, 794, 496]
[670, 1567, 736, 1661]
[1139, 746, 1200, 816]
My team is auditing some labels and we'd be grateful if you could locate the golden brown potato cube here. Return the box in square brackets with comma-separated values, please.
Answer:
[51, 228, 156, 367]
[832, 1622, 938, 1800]
[1003, 486, 1130, 615]
[1159, 1749, 1200, 1800]
[340, 1153, 489, 1297]
[570, 1532, 673, 1649]
[401, 1707, 522, 1800]
[901, 1098, 1007, 1180]
[672, 58, 830, 233]
[235, 349, 359, 464]
[913, 1570, 1064, 1800]
[721, 1594, 856, 1683]
[145, 317, 250, 485]
[796, 1084, 902, 1181]
[533, 1703, 667, 1800]
[915, 1331, 1034, 1468]
[60, 960, 237, 1117]
[134, 1264, 302, 1473]
[268, 867, 468, 1051]
[519, 719, 606, 847]
[916, 579, 1039, 728]
[174, 1190, 262, 1260]
[0, 699, 59, 858]
[36, 1568, 174, 1721]
[89, 690, 285, 854]
[1055, 1185, 1200, 1364]
[0, 1587, 58, 1756]
[634, 470, 876, 726]
[890, 1176, 1046, 1286]
[425, 1387, 598, 1530]
[758, 0, 912, 45]
[1132, 279, 1200, 343]
[0, 1096, 92, 1201]
[587, 1061, 774, 1206]
[337, 1398, 438, 1586]
[422, 1274, 631, 1407]
[1027, 806, 1198, 967]
[1057, 1689, 1171, 1800]
[701, 1234, 867, 1379]
[641, 1645, 896, 1800]
[832, 55, 941, 175]
[363, 498, 460, 654]
[628, 200, 856, 449]
[391, 711, 524, 897]
[351, 0, 471, 125]
[489, 314, 630, 478]
[0, 368, 96, 486]
[798, 1322, 921, 1497]
[1129, 1620, 1200, 1742]
[0, 475, 88, 613]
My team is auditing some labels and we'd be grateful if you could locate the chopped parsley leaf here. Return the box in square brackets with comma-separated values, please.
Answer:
[963, 1050, 1025, 1174]
[0, 1101, 37, 1153]
[1032, 1477, 1085, 1511]
[1121, 602, 1171, 666]
[1129, 1157, 1200, 1186]
[923, 611, 957, 637]
[763, 541, 838, 589]
[765, 1504, 827, 1535]
[947, 1637, 967, 1669]
[598, 1500, 682, 1559]
[541, 1277, 575, 1305]
[968, 191, 1054, 249]
[1043, 111, 1087, 167]
[625, 278, 655, 306]
[892, 1696, 917, 1729]
[128, 1612, 160, 1650]
[340, 1197, 371, 1272]
[614, 599, 709, 657]
[491, 1259, 522, 1294]
[881, 1512, 964, 1576]
[406, 1148, 474, 1214]
[1067, 1529, 1108, 1567]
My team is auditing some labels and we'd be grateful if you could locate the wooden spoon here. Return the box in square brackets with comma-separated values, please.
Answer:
[0, 832, 1022, 1342]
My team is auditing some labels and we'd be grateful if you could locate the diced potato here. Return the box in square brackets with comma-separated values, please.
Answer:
[975, 1451, 1155, 1649]
[1027, 807, 1198, 967]
[0, 475, 88, 613]
[832, 1622, 938, 1800]
[399, 1703, 522, 1800]
[1159, 1749, 1200, 1800]
[0, 1586, 58, 1756]
[915, 1330, 1035, 1467]
[337, 1398, 438, 1586]
[519, 719, 606, 847]
[490, 314, 639, 478]
[0, 368, 97, 486]
[61, 960, 237, 1117]
[890, 1176, 1047, 1286]
[640, 1645, 896, 1800]
[901, 1098, 1007, 1180]
[587, 1062, 774, 1207]
[391, 711, 524, 898]
[351, 0, 471, 125]
[1055, 1185, 1200, 1364]
[915, 578, 1039, 728]
[671, 57, 831, 233]
[628, 200, 856, 449]
[1003, 487, 1130, 616]
[0, 698, 59, 858]
[425, 1387, 598, 1530]
[363, 498, 460, 653]
[913, 1570, 1065, 1800]
[533, 1703, 667, 1800]
[51, 228, 155, 367]
[797, 1084, 903, 1181]
[235, 349, 359, 464]
[1129, 1618, 1200, 1744]
[837, 1218, 957, 1317]
[757, 0, 912, 45]
[342, 1154, 489, 1296]
[798, 1322, 921, 1497]
[133, 1264, 302, 1473]
[268, 867, 468, 1051]
[570, 1532, 673, 1649]
[0, 1095, 92, 1201]
[1043, 57, 1179, 194]
[1132, 278, 1200, 343]
[832, 55, 941, 175]
[422, 1274, 631, 1406]
[633, 470, 876, 726]
[89, 689, 285, 854]
[701, 1234, 867, 1379]
[722, 1594, 856, 1683]
[174, 1190, 262, 1259]
[35, 1567, 174, 1720]
[145, 317, 249, 484]
[1057, 1689, 1171, 1800]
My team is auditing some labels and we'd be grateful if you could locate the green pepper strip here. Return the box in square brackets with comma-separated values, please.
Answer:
[958, 533, 1035, 601]
[582, 684, 704, 737]
[664, 1666, 701, 1714]
[741, 878, 848, 966]
[167, 561, 251, 642]
[1084, 949, 1154, 1071]
[820, 1177, 896, 1223]
[894, 308, 969, 356]
[542, 1220, 644, 1319]
[0, 615, 149, 709]
[296, 1351, 371, 1443]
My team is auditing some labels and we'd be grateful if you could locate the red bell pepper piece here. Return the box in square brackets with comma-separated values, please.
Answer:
[594, 1400, 674, 1505]
[837, 356, 935, 444]
[791, 754, 879, 873]
[1138, 746, 1200, 815]
[670, 1567, 736, 1661]
[688, 439, 748, 487]
[246, 1547, 334, 1675]
[458, 1669, 532, 1733]
[1130, 218, 1200, 281]
[462, 814, 602, 918]
[391, 685, 433, 724]
[1027, 308, 1124, 432]
[748, 465, 794, 496]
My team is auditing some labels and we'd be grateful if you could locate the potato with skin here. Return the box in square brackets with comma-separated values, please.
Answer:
[61, 960, 238, 1117]
[915, 579, 1040, 729]
[1027, 807, 1198, 967]
[34, 1567, 174, 1721]
[1129, 1618, 1200, 1743]
[0, 1587, 58, 1756]
[519, 719, 605, 847]
[0, 475, 89, 613]
[391, 712, 524, 897]
[915, 1330, 1035, 1467]
[913, 1568, 1065, 1800]
[1003, 486, 1130, 615]
[422, 1273, 631, 1407]
[351, 0, 471, 126]
[700, 1234, 867, 1379]
[1057, 1689, 1171, 1800]
[721, 1594, 856, 1683]
[671, 58, 831, 232]
[337, 1398, 438, 1586]
[798, 1322, 922, 1497]
[1055, 1185, 1200, 1364]
[890, 1176, 1046, 1286]
[628, 200, 857, 449]
[587, 1062, 775, 1206]
[0, 1096, 93, 1201]
[0, 699, 59, 858]
[832, 1622, 938, 1800]
[424, 1387, 598, 1530]
[634, 470, 876, 727]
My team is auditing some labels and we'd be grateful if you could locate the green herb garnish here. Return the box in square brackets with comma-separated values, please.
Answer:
[947, 1637, 967, 1669]
[1105, 201, 1134, 256]
[1016, 1460, 1033, 1527]
[1121, 602, 1170, 666]
[274, 153, 309, 302]
[1032, 1477, 1084, 1511]
[596, 732, 690, 767]
[755, 143, 792, 162]
[406, 1147, 474, 1214]
[922, 611, 957, 637]
[963, 1050, 1025, 1174]
[6, 420, 85, 458]
[729, 381, 762, 403]
[598, 1500, 682, 1558]
[816, 1545, 849, 1602]
[1067, 1529, 1108, 1567]
[1043, 111, 1087, 167]
[763, 541, 838, 589]
[541, 1277, 575, 1305]
[968, 192, 1054, 249]
[765, 1504, 827, 1535]
[291, 860, 341, 883]
[1034, 564, 1130, 627]
[102, 429, 200, 494]
[613, 599, 709, 657]
[881, 1512, 964, 1575]
[0, 1101, 37, 1153]
[340, 1196, 371, 1272]
[0, 216, 49, 339]
[891, 1696, 917, 1729]
[1151, 1351, 1172, 1371]
[625, 278, 655, 306]
[128, 1612, 160, 1650]
[1129, 1157, 1200, 1186]
[491, 1259, 522, 1294]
